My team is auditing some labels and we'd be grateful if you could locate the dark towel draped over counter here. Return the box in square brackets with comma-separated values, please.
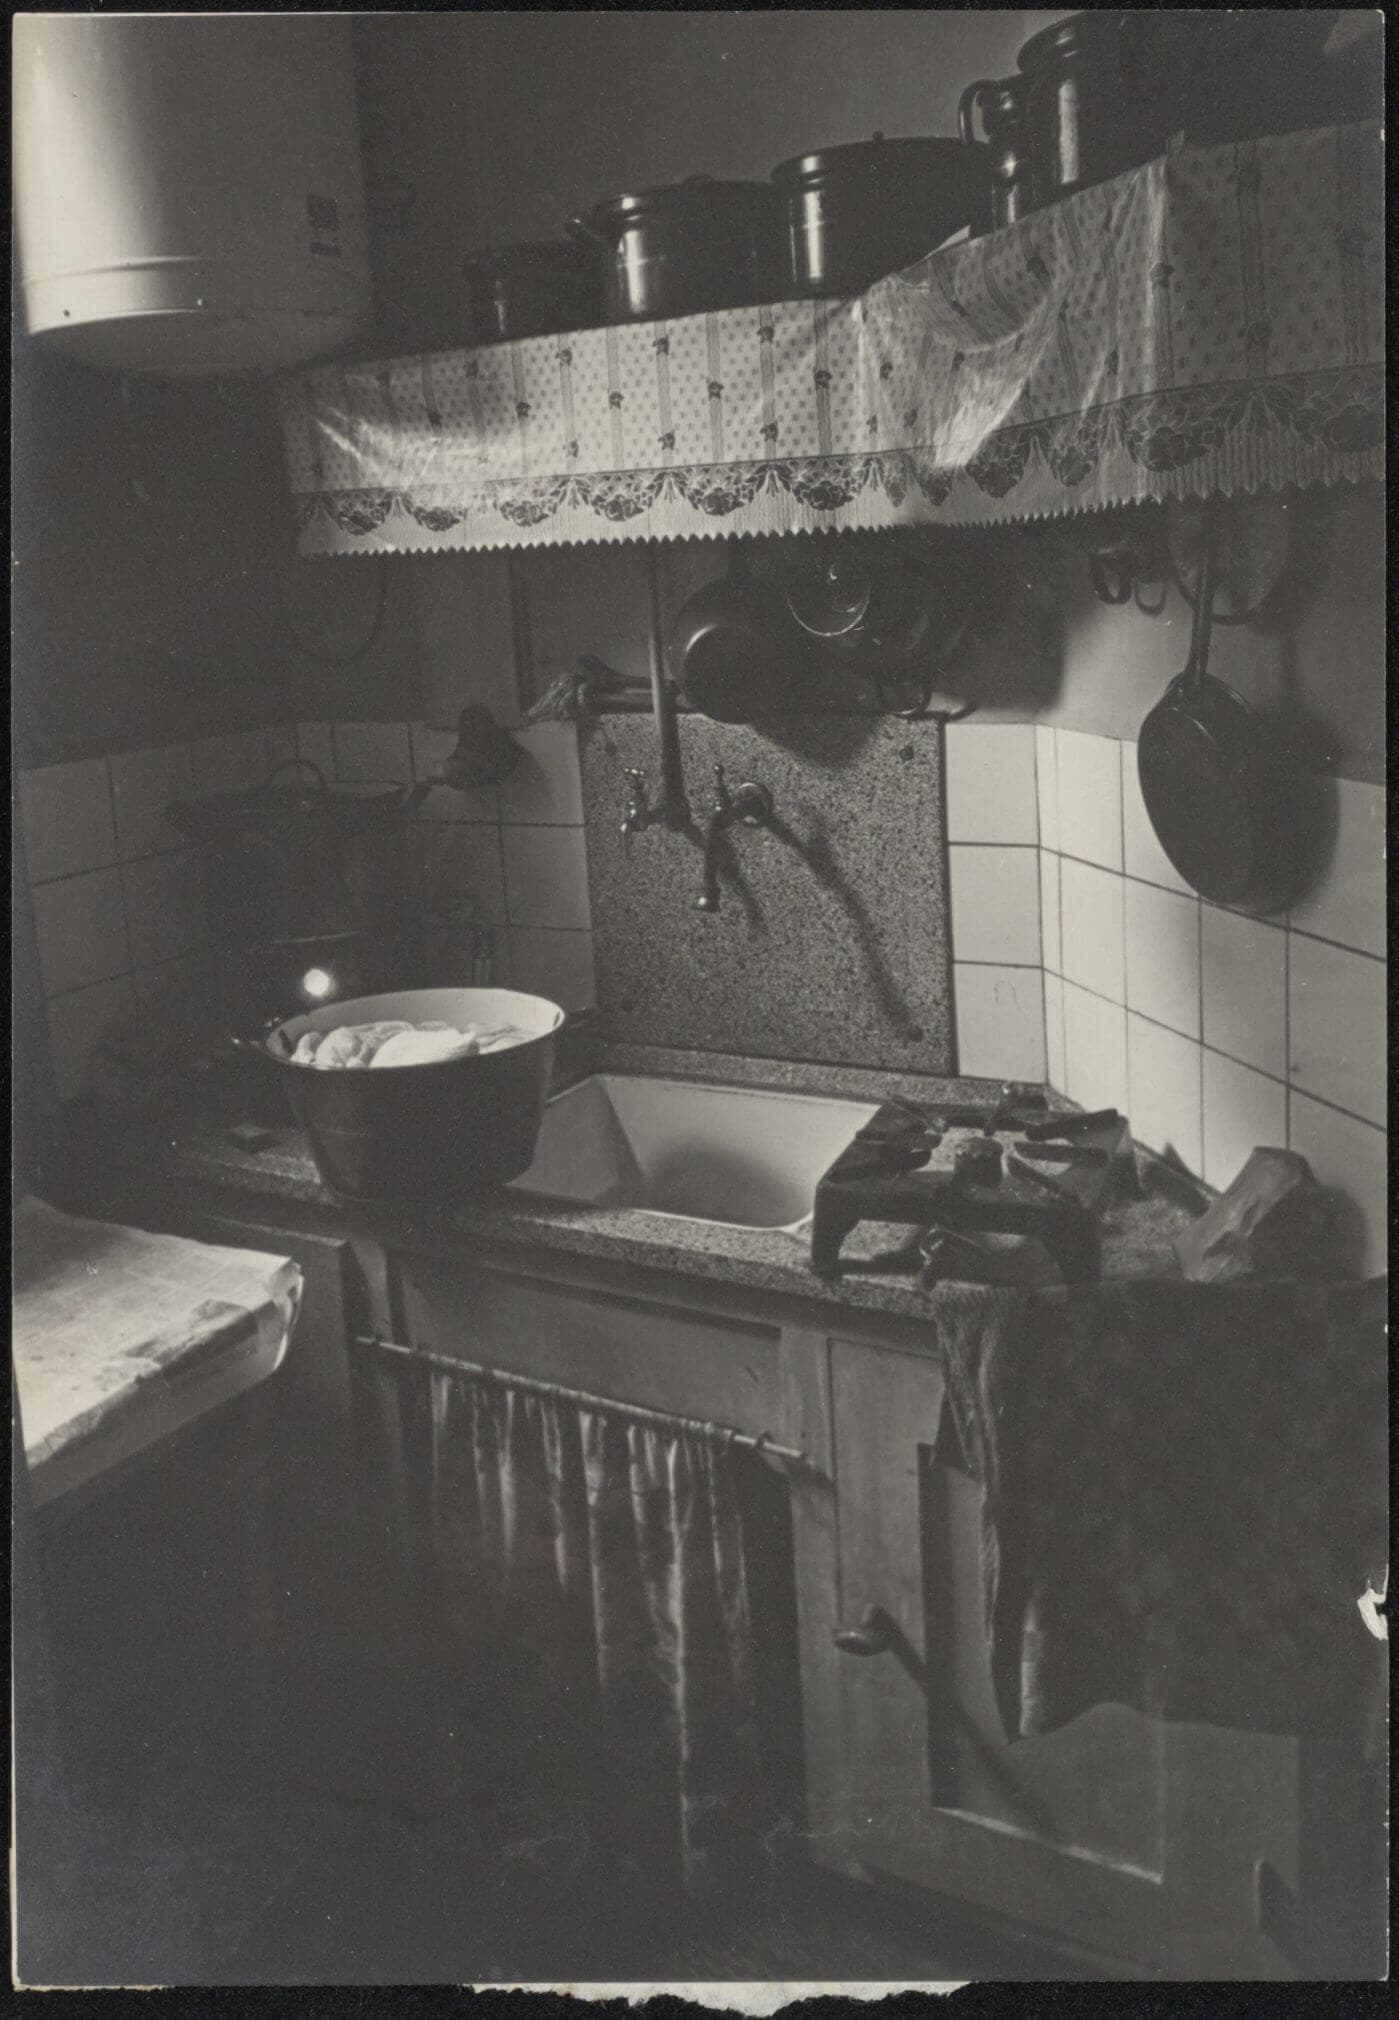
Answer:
[933, 1274, 1388, 1747]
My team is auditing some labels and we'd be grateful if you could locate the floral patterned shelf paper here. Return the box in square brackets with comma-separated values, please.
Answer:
[280, 123, 1381, 554]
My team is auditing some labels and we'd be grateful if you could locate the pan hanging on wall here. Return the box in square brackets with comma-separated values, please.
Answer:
[1135, 502, 1313, 911]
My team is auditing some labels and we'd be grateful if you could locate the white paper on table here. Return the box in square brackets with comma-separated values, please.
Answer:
[13, 1196, 301, 1507]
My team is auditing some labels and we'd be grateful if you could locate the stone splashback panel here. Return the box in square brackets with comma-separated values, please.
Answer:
[579, 714, 951, 1072]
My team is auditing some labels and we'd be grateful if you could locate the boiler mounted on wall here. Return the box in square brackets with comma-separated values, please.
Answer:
[13, 13, 372, 378]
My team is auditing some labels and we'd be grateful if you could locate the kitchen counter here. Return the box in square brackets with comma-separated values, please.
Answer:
[69, 1048, 1205, 1326]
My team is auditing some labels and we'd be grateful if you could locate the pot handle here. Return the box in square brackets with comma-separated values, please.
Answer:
[566, 213, 609, 248]
[958, 80, 999, 148]
[229, 1023, 290, 1063]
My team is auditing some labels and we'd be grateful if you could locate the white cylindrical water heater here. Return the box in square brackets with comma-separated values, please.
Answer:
[13, 13, 373, 377]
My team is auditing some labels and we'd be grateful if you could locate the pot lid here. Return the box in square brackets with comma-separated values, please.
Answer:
[771, 135, 966, 185]
[586, 175, 774, 224]
[463, 240, 593, 277]
[1016, 11, 1127, 72]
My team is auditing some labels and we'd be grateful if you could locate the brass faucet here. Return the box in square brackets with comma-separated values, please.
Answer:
[696, 764, 774, 913]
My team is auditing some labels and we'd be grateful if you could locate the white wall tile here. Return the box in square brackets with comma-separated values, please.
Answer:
[1288, 778, 1386, 958]
[420, 825, 507, 924]
[1039, 849, 1062, 975]
[1035, 726, 1060, 853]
[121, 852, 207, 970]
[1288, 1092, 1388, 1279]
[46, 976, 136, 1101]
[32, 868, 129, 996]
[1127, 1013, 1202, 1176]
[1043, 968, 1066, 1094]
[1120, 739, 1192, 893]
[409, 722, 499, 822]
[1063, 982, 1128, 1115]
[943, 724, 1039, 844]
[190, 730, 269, 798]
[502, 826, 592, 930]
[108, 743, 197, 862]
[1056, 729, 1122, 871]
[332, 720, 413, 784]
[949, 845, 1041, 965]
[953, 963, 1046, 1082]
[1200, 906, 1287, 1079]
[1125, 880, 1200, 1038]
[498, 721, 585, 826]
[1288, 932, 1386, 1126]
[1202, 1050, 1288, 1192]
[509, 928, 597, 1012]
[296, 722, 338, 780]
[1060, 856, 1126, 1003]
[19, 761, 117, 882]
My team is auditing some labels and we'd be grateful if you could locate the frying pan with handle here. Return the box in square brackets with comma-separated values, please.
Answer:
[1136, 508, 1302, 910]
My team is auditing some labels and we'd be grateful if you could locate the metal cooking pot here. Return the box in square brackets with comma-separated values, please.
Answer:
[771, 136, 979, 297]
[462, 240, 603, 345]
[1015, 11, 1159, 209]
[568, 176, 779, 324]
[168, 760, 412, 946]
[235, 987, 565, 1201]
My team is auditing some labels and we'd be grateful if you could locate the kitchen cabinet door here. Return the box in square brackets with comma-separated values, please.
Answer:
[826, 1337, 1299, 1979]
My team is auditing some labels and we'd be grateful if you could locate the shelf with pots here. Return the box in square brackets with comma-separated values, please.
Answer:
[278, 117, 1381, 558]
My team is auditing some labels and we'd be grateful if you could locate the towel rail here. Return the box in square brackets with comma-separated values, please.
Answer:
[351, 1334, 810, 1471]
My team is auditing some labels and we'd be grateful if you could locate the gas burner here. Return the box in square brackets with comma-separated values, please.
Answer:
[809, 1091, 1137, 1285]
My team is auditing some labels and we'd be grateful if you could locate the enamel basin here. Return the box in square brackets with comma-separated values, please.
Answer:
[510, 1073, 879, 1231]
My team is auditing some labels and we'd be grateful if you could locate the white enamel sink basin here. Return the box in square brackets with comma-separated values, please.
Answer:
[510, 1074, 879, 1232]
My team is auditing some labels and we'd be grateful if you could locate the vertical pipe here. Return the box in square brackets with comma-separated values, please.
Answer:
[644, 546, 688, 827]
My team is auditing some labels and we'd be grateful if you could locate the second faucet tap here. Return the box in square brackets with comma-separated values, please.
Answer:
[696, 764, 774, 913]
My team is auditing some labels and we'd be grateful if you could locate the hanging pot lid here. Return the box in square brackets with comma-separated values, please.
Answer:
[787, 552, 874, 638]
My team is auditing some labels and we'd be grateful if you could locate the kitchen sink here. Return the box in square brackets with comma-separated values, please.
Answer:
[510, 1074, 879, 1232]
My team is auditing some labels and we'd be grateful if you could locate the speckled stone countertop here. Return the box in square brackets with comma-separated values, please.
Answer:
[72, 1048, 1206, 1327]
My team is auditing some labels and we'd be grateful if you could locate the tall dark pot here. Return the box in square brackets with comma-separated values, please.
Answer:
[462, 241, 602, 345]
[771, 137, 979, 297]
[1016, 11, 1164, 210]
[569, 177, 779, 324]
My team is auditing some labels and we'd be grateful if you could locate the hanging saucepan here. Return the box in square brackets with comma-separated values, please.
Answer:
[1136, 511, 1300, 909]
[668, 541, 803, 723]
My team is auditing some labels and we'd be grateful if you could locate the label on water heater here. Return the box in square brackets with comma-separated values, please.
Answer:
[306, 194, 342, 259]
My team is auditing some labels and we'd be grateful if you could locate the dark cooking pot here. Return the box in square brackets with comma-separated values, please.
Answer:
[771, 136, 979, 297]
[669, 542, 803, 723]
[168, 761, 411, 946]
[569, 176, 779, 324]
[462, 240, 602, 345]
[236, 987, 565, 1201]
[1016, 11, 1162, 210]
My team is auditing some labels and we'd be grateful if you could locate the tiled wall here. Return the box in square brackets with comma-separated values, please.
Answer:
[945, 722, 1388, 1277]
[16, 718, 595, 1104]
